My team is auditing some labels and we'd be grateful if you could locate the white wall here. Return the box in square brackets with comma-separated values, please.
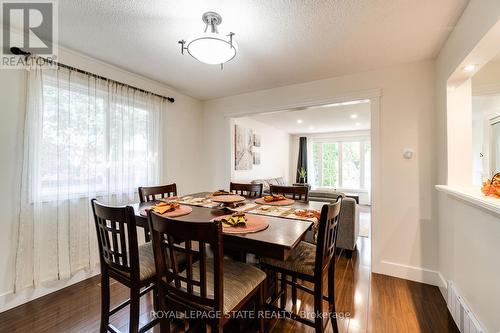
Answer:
[203, 60, 437, 283]
[437, 192, 500, 332]
[446, 79, 473, 185]
[435, 1, 500, 332]
[0, 47, 204, 311]
[230, 117, 290, 183]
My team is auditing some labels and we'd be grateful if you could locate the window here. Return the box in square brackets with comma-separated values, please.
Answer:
[311, 138, 370, 190]
[32, 68, 163, 200]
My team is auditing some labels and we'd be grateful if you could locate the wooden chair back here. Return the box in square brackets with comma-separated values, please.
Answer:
[269, 184, 309, 201]
[230, 182, 263, 197]
[314, 197, 342, 276]
[91, 199, 139, 278]
[148, 212, 224, 314]
[138, 183, 177, 203]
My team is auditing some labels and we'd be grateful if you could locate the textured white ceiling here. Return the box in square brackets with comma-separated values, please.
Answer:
[248, 101, 371, 134]
[54, 0, 468, 100]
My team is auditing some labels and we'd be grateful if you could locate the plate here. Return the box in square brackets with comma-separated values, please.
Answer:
[255, 197, 295, 206]
[210, 195, 246, 204]
[140, 205, 193, 218]
[212, 214, 269, 234]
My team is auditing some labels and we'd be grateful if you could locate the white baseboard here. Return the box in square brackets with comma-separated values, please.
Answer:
[375, 260, 446, 288]
[0, 269, 100, 313]
[437, 272, 448, 300]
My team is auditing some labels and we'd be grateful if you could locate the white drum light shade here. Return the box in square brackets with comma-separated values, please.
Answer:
[179, 12, 237, 67]
[186, 33, 237, 65]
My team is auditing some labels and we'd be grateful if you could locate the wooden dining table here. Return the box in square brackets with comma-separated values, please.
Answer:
[132, 192, 327, 261]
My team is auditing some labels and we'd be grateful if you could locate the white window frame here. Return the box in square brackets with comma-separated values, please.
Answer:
[311, 135, 370, 192]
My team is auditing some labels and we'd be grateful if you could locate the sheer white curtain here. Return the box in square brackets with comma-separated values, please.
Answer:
[15, 65, 165, 291]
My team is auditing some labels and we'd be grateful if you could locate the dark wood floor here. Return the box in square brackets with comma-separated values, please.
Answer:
[0, 237, 458, 333]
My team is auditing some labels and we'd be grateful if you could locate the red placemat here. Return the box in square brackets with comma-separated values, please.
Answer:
[255, 197, 295, 206]
[140, 205, 192, 218]
[212, 214, 269, 234]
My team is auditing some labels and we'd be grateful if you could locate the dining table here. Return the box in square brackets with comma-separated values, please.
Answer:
[132, 192, 328, 261]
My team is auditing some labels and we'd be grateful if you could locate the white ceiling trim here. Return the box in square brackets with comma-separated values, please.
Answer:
[223, 88, 382, 119]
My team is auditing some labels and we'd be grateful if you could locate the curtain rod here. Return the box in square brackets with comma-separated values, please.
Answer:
[11, 47, 175, 103]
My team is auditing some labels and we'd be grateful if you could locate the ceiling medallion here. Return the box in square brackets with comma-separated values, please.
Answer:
[179, 11, 237, 69]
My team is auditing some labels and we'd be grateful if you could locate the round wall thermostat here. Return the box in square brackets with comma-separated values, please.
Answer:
[403, 149, 414, 160]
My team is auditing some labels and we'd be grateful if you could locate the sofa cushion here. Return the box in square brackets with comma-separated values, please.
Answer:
[309, 189, 344, 200]
[252, 177, 286, 193]
[275, 177, 286, 185]
[252, 179, 270, 192]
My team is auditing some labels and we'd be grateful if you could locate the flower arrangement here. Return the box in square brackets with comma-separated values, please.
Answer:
[481, 172, 500, 198]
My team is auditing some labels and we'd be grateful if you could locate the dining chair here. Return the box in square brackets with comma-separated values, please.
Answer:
[269, 184, 309, 201]
[91, 199, 159, 333]
[260, 198, 342, 333]
[138, 183, 177, 203]
[148, 212, 267, 333]
[230, 182, 263, 197]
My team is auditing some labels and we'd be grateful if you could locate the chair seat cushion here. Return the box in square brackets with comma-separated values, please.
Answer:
[260, 241, 316, 276]
[173, 258, 266, 314]
[137, 242, 156, 281]
[124, 242, 199, 281]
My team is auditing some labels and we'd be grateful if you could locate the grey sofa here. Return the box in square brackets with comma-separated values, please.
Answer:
[251, 177, 287, 193]
[309, 191, 359, 256]
[251, 178, 359, 256]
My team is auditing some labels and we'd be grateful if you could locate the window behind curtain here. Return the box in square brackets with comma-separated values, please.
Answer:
[36, 69, 163, 201]
[311, 138, 370, 191]
[16, 66, 165, 291]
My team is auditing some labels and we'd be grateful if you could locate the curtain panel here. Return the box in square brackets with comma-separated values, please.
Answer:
[15, 66, 165, 291]
[296, 137, 308, 183]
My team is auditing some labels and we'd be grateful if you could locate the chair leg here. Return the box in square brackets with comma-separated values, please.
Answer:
[291, 276, 298, 307]
[258, 285, 265, 333]
[314, 282, 324, 333]
[129, 287, 140, 333]
[99, 270, 110, 333]
[160, 319, 170, 333]
[153, 284, 161, 315]
[328, 263, 339, 333]
[211, 323, 223, 333]
[280, 272, 287, 309]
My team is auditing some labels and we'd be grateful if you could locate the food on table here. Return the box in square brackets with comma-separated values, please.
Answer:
[212, 190, 234, 196]
[294, 209, 321, 220]
[219, 212, 247, 227]
[262, 194, 287, 202]
[481, 172, 500, 198]
[152, 202, 180, 214]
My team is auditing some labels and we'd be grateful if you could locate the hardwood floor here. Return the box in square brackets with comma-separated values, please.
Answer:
[0, 237, 458, 333]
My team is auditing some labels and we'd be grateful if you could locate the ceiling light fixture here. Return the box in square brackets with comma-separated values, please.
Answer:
[350, 114, 358, 119]
[297, 119, 303, 124]
[179, 11, 237, 68]
[463, 64, 476, 72]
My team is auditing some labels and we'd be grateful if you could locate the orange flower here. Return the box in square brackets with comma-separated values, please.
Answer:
[482, 173, 500, 198]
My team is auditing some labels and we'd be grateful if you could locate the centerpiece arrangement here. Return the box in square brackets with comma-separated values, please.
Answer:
[481, 172, 500, 198]
[212, 212, 268, 234]
[208, 190, 246, 208]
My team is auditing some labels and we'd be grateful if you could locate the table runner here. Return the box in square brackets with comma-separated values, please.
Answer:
[177, 196, 221, 208]
[230, 203, 319, 224]
[178, 194, 319, 226]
